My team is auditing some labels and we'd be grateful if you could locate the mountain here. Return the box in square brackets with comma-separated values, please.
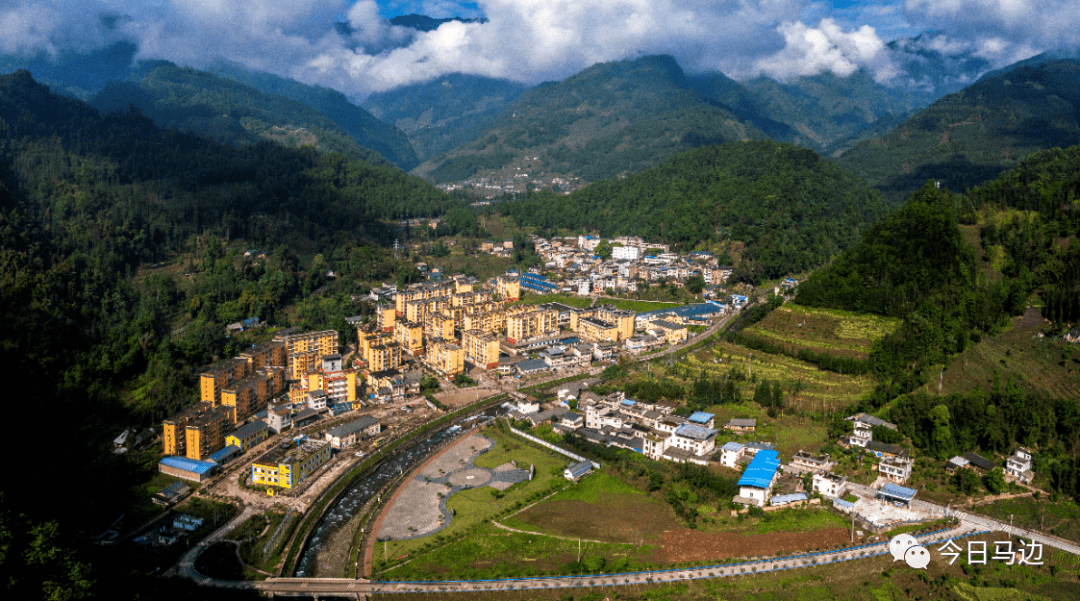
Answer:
[499, 140, 890, 283]
[88, 62, 417, 169]
[205, 61, 419, 170]
[0, 41, 140, 100]
[415, 55, 769, 185]
[388, 14, 488, 31]
[836, 59, 1080, 204]
[362, 73, 529, 162]
[883, 32, 995, 102]
[740, 69, 923, 155]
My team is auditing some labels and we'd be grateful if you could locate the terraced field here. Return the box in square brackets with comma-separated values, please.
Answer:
[745, 304, 901, 360]
[687, 343, 876, 411]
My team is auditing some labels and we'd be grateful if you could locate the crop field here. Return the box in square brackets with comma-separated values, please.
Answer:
[746, 304, 901, 360]
[697, 403, 830, 458]
[920, 306, 1080, 400]
[503, 472, 681, 544]
[686, 342, 876, 411]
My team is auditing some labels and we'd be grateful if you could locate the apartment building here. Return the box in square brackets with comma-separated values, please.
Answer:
[424, 312, 456, 340]
[461, 305, 506, 335]
[274, 329, 338, 380]
[251, 439, 331, 489]
[375, 303, 396, 331]
[462, 329, 501, 370]
[238, 340, 286, 371]
[394, 320, 424, 354]
[505, 305, 558, 344]
[395, 281, 453, 314]
[199, 358, 250, 404]
[425, 339, 465, 377]
[164, 402, 235, 460]
[496, 275, 521, 301]
[219, 372, 268, 422]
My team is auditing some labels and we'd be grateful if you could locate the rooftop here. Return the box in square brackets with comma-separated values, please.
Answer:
[688, 411, 715, 424]
[674, 423, 715, 441]
[160, 456, 217, 475]
[253, 440, 329, 467]
[327, 416, 380, 438]
[879, 482, 917, 501]
[737, 450, 781, 489]
[232, 420, 268, 439]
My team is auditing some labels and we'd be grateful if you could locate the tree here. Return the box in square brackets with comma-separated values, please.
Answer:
[685, 274, 705, 295]
[984, 468, 1007, 494]
[954, 467, 980, 495]
[594, 240, 612, 260]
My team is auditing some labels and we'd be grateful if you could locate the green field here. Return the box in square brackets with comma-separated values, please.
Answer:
[512, 293, 684, 314]
[746, 304, 901, 360]
[374, 424, 572, 569]
[686, 342, 876, 411]
[969, 496, 1080, 543]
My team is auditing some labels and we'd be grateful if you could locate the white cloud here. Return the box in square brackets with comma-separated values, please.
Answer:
[3, 0, 1075, 100]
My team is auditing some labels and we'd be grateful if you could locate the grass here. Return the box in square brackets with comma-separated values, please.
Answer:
[699, 508, 849, 537]
[969, 496, 1080, 543]
[685, 342, 876, 412]
[511, 293, 685, 314]
[746, 304, 901, 360]
[375, 423, 570, 564]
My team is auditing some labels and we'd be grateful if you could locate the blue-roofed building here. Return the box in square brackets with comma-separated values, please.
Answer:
[635, 303, 722, 326]
[207, 445, 241, 464]
[159, 456, 219, 482]
[832, 497, 855, 512]
[564, 460, 594, 480]
[620, 399, 637, 408]
[688, 411, 715, 428]
[770, 492, 808, 506]
[736, 449, 781, 506]
[877, 482, 917, 506]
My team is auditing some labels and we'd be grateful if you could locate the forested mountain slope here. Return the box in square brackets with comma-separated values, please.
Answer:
[836, 59, 1080, 204]
[416, 55, 769, 184]
[89, 62, 417, 169]
[499, 140, 890, 283]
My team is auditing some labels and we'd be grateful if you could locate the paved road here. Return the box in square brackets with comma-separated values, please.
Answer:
[176, 523, 983, 595]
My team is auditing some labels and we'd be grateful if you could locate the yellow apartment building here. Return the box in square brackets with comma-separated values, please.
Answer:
[505, 305, 558, 343]
[394, 320, 424, 355]
[570, 305, 635, 341]
[274, 329, 338, 380]
[462, 329, 501, 370]
[366, 342, 402, 372]
[375, 303, 396, 331]
[199, 358, 250, 404]
[496, 275, 521, 301]
[395, 282, 453, 314]
[220, 372, 268, 422]
[183, 404, 234, 461]
[251, 439, 331, 489]
[424, 312, 456, 340]
[238, 340, 286, 371]
[575, 316, 620, 343]
[425, 339, 464, 377]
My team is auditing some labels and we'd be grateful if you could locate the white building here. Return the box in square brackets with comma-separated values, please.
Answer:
[1006, 447, 1034, 483]
[812, 472, 847, 498]
[612, 245, 641, 261]
[878, 455, 914, 484]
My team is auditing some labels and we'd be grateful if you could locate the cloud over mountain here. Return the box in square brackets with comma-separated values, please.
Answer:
[0, 0, 1074, 98]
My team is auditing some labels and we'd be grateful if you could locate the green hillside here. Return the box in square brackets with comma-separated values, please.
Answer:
[499, 140, 890, 283]
[836, 59, 1080, 204]
[89, 62, 409, 168]
[362, 73, 528, 162]
[416, 55, 769, 184]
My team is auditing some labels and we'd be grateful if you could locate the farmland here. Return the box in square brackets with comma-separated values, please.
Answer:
[745, 304, 901, 360]
[684, 342, 876, 412]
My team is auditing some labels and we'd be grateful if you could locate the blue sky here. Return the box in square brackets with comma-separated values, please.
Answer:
[1, 1, 1077, 98]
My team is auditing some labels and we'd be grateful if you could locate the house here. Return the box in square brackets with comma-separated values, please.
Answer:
[961, 452, 995, 474]
[878, 455, 914, 484]
[790, 450, 834, 473]
[735, 450, 781, 507]
[514, 358, 551, 376]
[226, 420, 269, 451]
[770, 493, 808, 507]
[564, 460, 594, 480]
[812, 472, 847, 498]
[1005, 447, 1034, 483]
[719, 441, 745, 468]
[667, 424, 718, 458]
[307, 390, 329, 412]
[267, 403, 292, 433]
[324, 416, 381, 449]
[946, 455, 970, 473]
[687, 411, 716, 429]
[865, 440, 905, 459]
[725, 418, 757, 434]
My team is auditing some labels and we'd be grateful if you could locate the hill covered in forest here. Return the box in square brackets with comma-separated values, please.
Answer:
[499, 140, 890, 283]
[415, 55, 771, 184]
[836, 59, 1080, 204]
[88, 61, 418, 169]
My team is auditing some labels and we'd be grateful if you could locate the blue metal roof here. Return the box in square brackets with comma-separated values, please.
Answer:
[638, 303, 722, 320]
[160, 456, 217, 475]
[833, 498, 855, 509]
[688, 411, 715, 424]
[737, 450, 780, 488]
[207, 445, 241, 463]
[770, 493, 808, 505]
[621, 399, 637, 406]
[879, 483, 917, 501]
[721, 441, 744, 452]
[675, 423, 715, 441]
